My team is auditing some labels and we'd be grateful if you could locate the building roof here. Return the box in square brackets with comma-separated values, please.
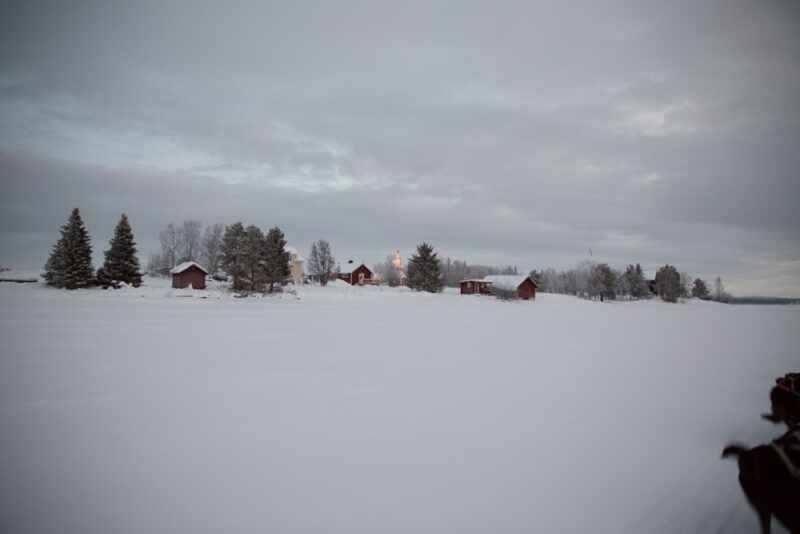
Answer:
[460, 279, 492, 284]
[170, 261, 208, 275]
[482, 274, 536, 291]
[340, 261, 370, 274]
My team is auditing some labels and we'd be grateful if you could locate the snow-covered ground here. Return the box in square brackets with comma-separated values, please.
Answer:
[1, 278, 798, 533]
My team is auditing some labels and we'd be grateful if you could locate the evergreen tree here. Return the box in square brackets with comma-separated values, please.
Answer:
[629, 263, 648, 298]
[263, 226, 291, 292]
[655, 264, 681, 302]
[406, 242, 443, 292]
[44, 208, 94, 289]
[220, 222, 248, 290]
[43, 237, 66, 287]
[692, 278, 710, 300]
[99, 214, 142, 288]
[95, 266, 114, 289]
[242, 225, 267, 291]
[588, 263, 616, 301]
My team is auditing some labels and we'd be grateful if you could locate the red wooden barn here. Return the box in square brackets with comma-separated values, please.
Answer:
[482, 275, 538, 300]
[339, 261, 372, 285]
[170, 261, 208, 289]
[460, 279, 492, 295]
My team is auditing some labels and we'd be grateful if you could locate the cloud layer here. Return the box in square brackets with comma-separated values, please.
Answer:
[1, 1, 799, 295]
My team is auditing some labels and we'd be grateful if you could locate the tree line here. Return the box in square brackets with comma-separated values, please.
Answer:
[149, 220, 338, 291]
[531, 261, 732, 303]
[43, 210, 313, 294]
[147, 221, 225, 276]
[42, 209, 732, 302]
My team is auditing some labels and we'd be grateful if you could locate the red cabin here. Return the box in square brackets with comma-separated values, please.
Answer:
[170, 261, 208, 289]
[460, 279, 492, 295]
[482, 275, 538, 300]
[338, 262, 372, 285]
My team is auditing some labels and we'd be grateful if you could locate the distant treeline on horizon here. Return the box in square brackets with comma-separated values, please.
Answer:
[729, 297, 800, 306]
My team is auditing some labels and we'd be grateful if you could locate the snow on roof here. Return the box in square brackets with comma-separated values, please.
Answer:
[170, 261, 208, 275]
[460, 279, 492, 284]
[340, 261, 368, 274]
[482, 274, 534, 291]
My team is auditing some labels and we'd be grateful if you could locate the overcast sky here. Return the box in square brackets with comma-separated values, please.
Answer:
[1, 1, 799, 295]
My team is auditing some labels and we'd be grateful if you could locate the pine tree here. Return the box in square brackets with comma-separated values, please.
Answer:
[43, 237, 66, 287]
[220, 222, 248, 290]
[44, 208, 94, 289]
[242, 225, 267, 291]
[406, 242, 443, 293]
[263, 226, 290, 292]
[655, 264, 681, 303]
[99, 214, 142, 288]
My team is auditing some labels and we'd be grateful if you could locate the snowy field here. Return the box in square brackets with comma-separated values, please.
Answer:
[1, 278, 798, 534]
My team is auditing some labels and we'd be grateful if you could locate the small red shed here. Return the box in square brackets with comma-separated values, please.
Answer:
[483, 275, 538, 300]
[338, 262, 372, 285]
[460, 279, 492, 295]
[170, 261, 208, 289]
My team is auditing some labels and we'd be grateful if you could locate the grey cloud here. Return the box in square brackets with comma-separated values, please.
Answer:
[1, 0, 799, 295]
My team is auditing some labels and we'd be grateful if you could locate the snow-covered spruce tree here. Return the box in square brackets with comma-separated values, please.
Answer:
[99, 214, 142, 288]
[43, 234, 66, 287]
[406, 242, 443, 293]
[220, 222, 248, 290]
[655, 264, 681, 303]
[44, 208, 94, 289]
[263, 226, 290, 293]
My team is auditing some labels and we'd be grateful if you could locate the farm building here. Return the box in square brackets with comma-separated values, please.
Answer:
[460, 279, 492, 295]
[170, 261, 208, 289]
[482, 274, 538, 300]
[339, 261, 372, 285]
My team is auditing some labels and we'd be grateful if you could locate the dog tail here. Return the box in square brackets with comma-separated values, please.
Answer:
[721, 443, 748, 459]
